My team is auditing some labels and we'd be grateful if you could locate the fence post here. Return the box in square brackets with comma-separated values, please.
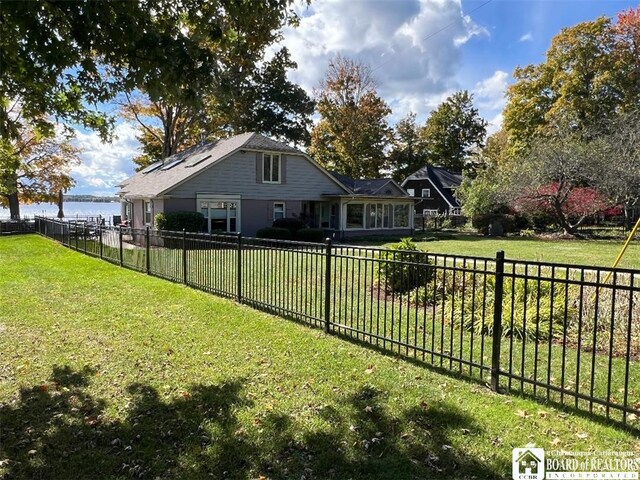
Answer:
[145, 226, 150, 274]
[75, 223, 78, 250]
[182, 229, 187, 285]
[324, 238, 332, 334]
[119, 226, 123, 267]
[99, 225, 103, 259]
[236, 233, 242, 303]
[491, 250, 505, 392]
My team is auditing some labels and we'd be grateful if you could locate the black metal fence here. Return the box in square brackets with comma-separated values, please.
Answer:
[0, 218, 34, 235]
[34, 217, 640, 428]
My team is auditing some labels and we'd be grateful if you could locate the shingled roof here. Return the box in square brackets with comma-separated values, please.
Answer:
[119, 133, 305, 198]
[328, 172, 408, 197]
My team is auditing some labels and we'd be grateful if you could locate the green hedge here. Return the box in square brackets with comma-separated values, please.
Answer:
[273, 217, 306, 236]
[154, 211, 205, 232]
[295, 228, 325, 243]
[256, 227, 292, 240]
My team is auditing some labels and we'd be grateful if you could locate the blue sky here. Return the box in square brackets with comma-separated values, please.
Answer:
[70, 0, 638, 196]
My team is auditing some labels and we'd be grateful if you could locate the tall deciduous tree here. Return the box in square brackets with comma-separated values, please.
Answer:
[503, 126, 606, 235]
[420, 91, 487, 173]
[1, 0, 300, 214]
[588, 110, 640, 224]
[388, 113, 428, 182]
[503, 14, 640, 151]
[309, 56, 391, 178]
[613, 7, 640, 110]
[0, 102, 80, 214]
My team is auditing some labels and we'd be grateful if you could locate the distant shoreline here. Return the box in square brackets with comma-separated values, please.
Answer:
[63, 195, 119, 203]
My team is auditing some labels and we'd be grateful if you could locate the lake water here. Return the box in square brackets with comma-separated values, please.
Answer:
[1, 202, 121, 219]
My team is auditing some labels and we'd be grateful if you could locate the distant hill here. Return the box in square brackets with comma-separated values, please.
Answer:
[63, 195, 119, 203]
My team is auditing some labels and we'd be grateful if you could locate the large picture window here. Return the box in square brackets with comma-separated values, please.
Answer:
[345, 202, 411, 230]
[263, 153, 281, 183]
[346, 204, 364, 229]
[393, 204, 409, 228]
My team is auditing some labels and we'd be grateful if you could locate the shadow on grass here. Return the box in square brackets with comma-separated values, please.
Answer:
[327, 330, 640, 436]
[0, 366, 510, 479]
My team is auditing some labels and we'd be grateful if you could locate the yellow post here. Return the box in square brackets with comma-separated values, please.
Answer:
[601, 216, 640, 285]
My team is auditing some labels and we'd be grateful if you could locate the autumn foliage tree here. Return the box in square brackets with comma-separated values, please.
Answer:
[309, 56, 391, 178]
[0, 101, 80, 217]
[502, 127, 609, 235]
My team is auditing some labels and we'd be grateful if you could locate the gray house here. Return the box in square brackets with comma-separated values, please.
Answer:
[118, 133, 414, 239]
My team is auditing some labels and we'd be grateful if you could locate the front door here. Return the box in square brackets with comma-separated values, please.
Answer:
[200, 200, 239, 233]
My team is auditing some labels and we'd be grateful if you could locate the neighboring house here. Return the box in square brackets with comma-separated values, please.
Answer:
[118, 133, 414, 239]
[401, 165, 463, 216]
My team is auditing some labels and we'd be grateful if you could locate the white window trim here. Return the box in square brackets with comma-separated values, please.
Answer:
[406, 188, 415, 197]
[273, 202, 286, 220]
[262, 152, 281, 184]
[421, 188, 431, 198]
[196, 193, 242, 234]
[144, 200, 153, 226]
[423, 209, 439, 216]
[343, 201, 413, 231]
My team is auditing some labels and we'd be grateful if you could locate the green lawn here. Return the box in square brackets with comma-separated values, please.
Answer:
[374, 232, 640, 270]
[1, 235, 639, 480]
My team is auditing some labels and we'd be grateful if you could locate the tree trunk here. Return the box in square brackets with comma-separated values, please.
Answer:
[552, 199, 574, 235]
[7, 191, 20, 220]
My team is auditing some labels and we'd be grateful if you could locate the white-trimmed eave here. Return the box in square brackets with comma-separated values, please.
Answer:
[402, 176, 455, 209]
[426, 177, 455, 208]
[372, 179, 409, 196]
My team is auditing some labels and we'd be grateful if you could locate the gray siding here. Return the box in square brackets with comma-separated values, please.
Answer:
[164, 198, 197, 213]
[166, 151, 346, 200]
[241, 199, 303, 236]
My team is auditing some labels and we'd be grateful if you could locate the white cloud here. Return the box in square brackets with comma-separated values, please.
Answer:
[70, 122, 140, 195]
[486, 111, 503, 136]
[473, 70, 509, 111]
[280, 0, 489, 120]
[519, 32, 533, 42]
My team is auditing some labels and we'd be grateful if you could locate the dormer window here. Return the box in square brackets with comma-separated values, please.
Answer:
[263, 153, 281, 183]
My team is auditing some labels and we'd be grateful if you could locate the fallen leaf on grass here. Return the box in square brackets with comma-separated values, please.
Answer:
[551, 438, 561, 447]
[575, 433, 589, 439]
[516, 410, 529, 418]
[538, 411, 549, 418]
[364, 366, 375, 375]
[364, 406, 373, 413]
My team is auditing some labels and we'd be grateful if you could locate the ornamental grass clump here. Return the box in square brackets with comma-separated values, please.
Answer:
[444, 272, 577, 341]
